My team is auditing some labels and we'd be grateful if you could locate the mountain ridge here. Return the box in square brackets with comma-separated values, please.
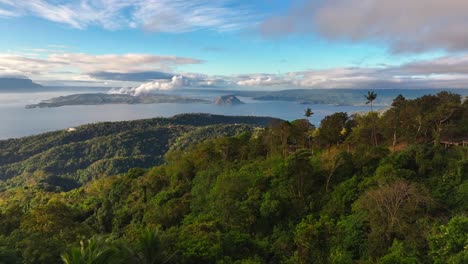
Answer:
[0, 113, 281, 191]
[0, 77, 43, 91]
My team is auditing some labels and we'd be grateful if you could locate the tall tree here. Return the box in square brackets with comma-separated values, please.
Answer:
[357, 180, 432, 257]
[390, 95, 406, 152]
[365, 91, 377, 112]
[304, 108, 314, 147]
[321, 147, 346, 192]
[365, 91, 378, 146]
[304, 108, 313, 120]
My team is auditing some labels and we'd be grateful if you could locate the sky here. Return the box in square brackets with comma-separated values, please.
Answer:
[0, 0, 468, 91]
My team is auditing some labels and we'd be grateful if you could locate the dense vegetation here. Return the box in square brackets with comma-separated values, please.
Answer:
[0, 92, 466, 263]
[0, 114, 278, 191]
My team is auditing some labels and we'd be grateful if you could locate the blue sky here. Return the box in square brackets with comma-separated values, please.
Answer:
[0, 0, 467, 90]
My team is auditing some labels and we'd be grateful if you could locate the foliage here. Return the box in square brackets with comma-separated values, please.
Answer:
[0, 94, 466, 263]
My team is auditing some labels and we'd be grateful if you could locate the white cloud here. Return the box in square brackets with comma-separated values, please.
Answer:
[109, 75, 189, 95]
[234, 54, 468, 89]
[0, 51, 202, 83]
[3, 49, 468, 90]
[0, 0, 256, 32]
[236, 74, 294, 86]
[0, 7, 16, 16]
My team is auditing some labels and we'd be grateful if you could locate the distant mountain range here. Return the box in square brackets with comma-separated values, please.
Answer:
[0, 77, 43, 91]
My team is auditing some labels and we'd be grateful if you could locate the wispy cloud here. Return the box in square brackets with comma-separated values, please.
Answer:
[0, 7, 17, 17]
[0, 0, 257, 32]
[260, 0, 468, 53]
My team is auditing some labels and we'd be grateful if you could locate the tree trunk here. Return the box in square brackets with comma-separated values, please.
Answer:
[326, 172, 332, 193]
[370, 102, 378, 146]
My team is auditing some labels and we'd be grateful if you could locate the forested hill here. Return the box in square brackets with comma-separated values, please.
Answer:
[0, 114, 280, 191]
[0, 92, 466, 264]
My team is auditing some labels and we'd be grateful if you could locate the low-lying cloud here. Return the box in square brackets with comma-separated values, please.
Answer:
[109, 76, 189, 96]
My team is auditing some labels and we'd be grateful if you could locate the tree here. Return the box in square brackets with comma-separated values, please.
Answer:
[286, 149, 315, 200]
[317, 112, 351, 148]
[390, 95, 406, 152]
[429, 215, 468, 264]
[61, 238, 117, 264]
[378, 240, 419, 264]
[304, 108, 313, 120]
[429, 92, 461, 145]
[357, 180, 432, 257]
[321, 148, 346, 192]
[127, 228, 166, 264]
[293, 216, 333, 264]
[365, 91, 378, 146]
[365, 91, 377, 112]
[304, 108, 314, 147]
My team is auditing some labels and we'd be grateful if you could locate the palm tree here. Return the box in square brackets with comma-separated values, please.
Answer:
[61, 238, 116, 264]
[133, 228, 162, 264]
[304, 108, 314, 147]
[365, 91, 378, 146]
[121, 228, 171, 264]
[62, 230, 168, 264]
[304, 107, 313, 120]
[365, 91, 377, 112]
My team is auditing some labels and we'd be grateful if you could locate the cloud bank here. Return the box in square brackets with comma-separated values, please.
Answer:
[261, 0, 468, 53]
[3, 49, 468, 90]
[0, 51, 202, 84]
[234, 54, 468, 89]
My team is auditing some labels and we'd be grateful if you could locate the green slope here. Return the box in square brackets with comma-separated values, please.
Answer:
[0, 114, 279, 191]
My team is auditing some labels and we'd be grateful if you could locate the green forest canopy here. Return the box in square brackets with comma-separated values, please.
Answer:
[0, 92, 466, 263]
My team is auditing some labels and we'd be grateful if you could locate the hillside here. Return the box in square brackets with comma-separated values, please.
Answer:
[0, 114, 279, 191]
[213, 95, 244, 106]
[0, 77, 43, 91]
[25, 93, 210, 108]
[0, 93, 466, 264]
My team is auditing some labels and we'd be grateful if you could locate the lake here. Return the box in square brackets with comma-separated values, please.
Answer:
[0, 89, 383, 139]
[2, 88, 467, 140]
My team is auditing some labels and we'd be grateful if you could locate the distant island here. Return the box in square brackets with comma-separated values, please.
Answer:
[214, 95, 244, 106]
[0, 77, 43, 91]
[25, 93, 210, 108]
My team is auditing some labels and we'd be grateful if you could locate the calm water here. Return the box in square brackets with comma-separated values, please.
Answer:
[0, 90, 380, 139]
